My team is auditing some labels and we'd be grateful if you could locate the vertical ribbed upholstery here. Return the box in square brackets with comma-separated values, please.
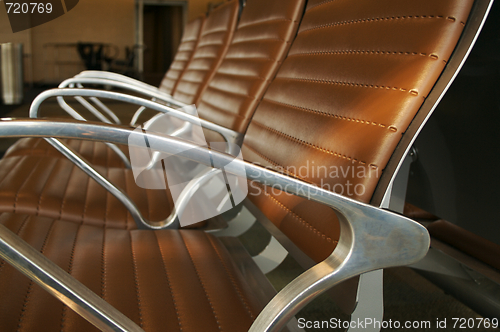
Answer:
[241, 0, 474, 262]
[197, 0, 306, 143]
[0, 0, 305, 230]
[158, 15, 206, 95]
[172, 0, 240, 105]
[0, 214, 263, 331]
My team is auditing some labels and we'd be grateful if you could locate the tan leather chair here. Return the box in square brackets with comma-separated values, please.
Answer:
[2, 0, 238, 168]
[0, 0, 306, 229]
[158, 15, 206, 96]
[0, 0, 487, 331]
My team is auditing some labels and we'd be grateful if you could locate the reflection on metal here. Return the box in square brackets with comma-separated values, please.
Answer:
[76, 70, 159, 92]
[211, 205, 257, 237]
[60, 77, 186, 107]
[0, 223, 144, 332]
[0, 119, 430, 331]
[252, 237, 288, 274]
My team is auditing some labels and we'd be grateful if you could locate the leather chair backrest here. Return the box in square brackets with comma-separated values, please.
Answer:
[196, 0, 306, 143]
[173, 0, 239, 104]
[242, 0, 474, 262]
[158, 15, 206, 95]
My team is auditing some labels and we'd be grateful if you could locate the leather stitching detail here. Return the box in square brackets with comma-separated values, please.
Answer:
[81, 167, 92, 224]
[238, 17, 293, 29]
[274, 76, 414, 95]
[252, 121, 372, 167]
[100, 229, 107, 299]
[299, 15, 456, 35]
[257, 183, 336, 243]
[288, 49, 437, 59]
[180, 232, 222, 331]
[130, 233, 145, 328]
[0, 214, 30, 278]
[200, 99, 248, 120]
[307, 0, 339, 12]
[244, 144, 307, 181]
[12, 157, 44, 211]
[16, 219, 56, 331]
[264, 98, 396, 131]
[154, 232, 183, 330]
[35, 158, 59, 216]
[205, 233, 256, 320]
[60, 223, 81, 331]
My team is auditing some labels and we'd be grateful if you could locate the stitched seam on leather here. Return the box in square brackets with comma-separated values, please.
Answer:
[244, 144, 307, 181]
[0, 156, 25, 186]
[264, 98, 395, 131]
[101, 229, 107, 299]
[123, 171, 135, 229]
[214, 71, 266, 81]
[13, 157, 44, 211]
[257, 183, 336, 243]
[223, 55, 277, 61]
[299, 15, 455, 34]
[252, 121, 371, 166]
[60, 223, 81, 332]
[274, 76, 414, 95]
[200, 27, 230, 37]
[306, 0, 340, 12]
[287, 50, 437, 59]
[230, 37, 286, 45]
[154, 232, 183, 330]
[16, 219, 56, 331]
[209, 84, 258, 99]
[205, 233, 256, 320]
[35, 158, 60, 216]
[238, 17, 293, 29]
[130, 233, 145, 328]
[80, 168, 92, 224]
[180, 232, 222, 331]
[0, 215, 30, 278]
[200, 99, 248, 120]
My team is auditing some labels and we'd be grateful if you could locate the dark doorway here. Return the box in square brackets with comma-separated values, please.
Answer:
[142, 4, 183, 86]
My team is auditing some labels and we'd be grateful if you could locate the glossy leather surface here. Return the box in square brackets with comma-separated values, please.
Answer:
[159, 15, 206, 95]
[3, 138, 130, 168]
[242, 0, 474, 262]
[173, 0, 239, 105]
[0, 155, 173, 229]
[0, 0, 306, 230]
[0, 214, 262, 331]
[198, 0, 305, 143]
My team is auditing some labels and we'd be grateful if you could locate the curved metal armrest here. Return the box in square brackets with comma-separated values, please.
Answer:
[76, 70, 159, 93]
[30, 88, 243, 149]
[59, 77, 187, 108]
[0, 118, 430, 331]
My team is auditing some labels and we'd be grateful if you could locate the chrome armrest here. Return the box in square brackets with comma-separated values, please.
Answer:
[0, 118, 430, 332]
[76, 70, 159, 93]
[31, 88, 243, 150]
[60, 77, 187, 108]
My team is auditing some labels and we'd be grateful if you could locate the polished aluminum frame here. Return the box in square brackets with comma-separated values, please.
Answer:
[30, 88, 244, 229]
[0, 118, 430, 332]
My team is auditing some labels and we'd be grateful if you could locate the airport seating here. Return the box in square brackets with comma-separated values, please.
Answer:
[0, 0, 487, 331]
[0, 0, 306, 229]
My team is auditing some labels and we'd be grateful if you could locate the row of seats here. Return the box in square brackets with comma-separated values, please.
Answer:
[0, 0, 477, 330]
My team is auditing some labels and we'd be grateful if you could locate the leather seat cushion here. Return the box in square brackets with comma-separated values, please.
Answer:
[0, 155, 173, 229]
[4, 138, 130, 168]
[0, 213, 262, 331]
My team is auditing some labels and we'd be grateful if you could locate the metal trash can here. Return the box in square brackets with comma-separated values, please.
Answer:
[1, 43, 24, 105]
